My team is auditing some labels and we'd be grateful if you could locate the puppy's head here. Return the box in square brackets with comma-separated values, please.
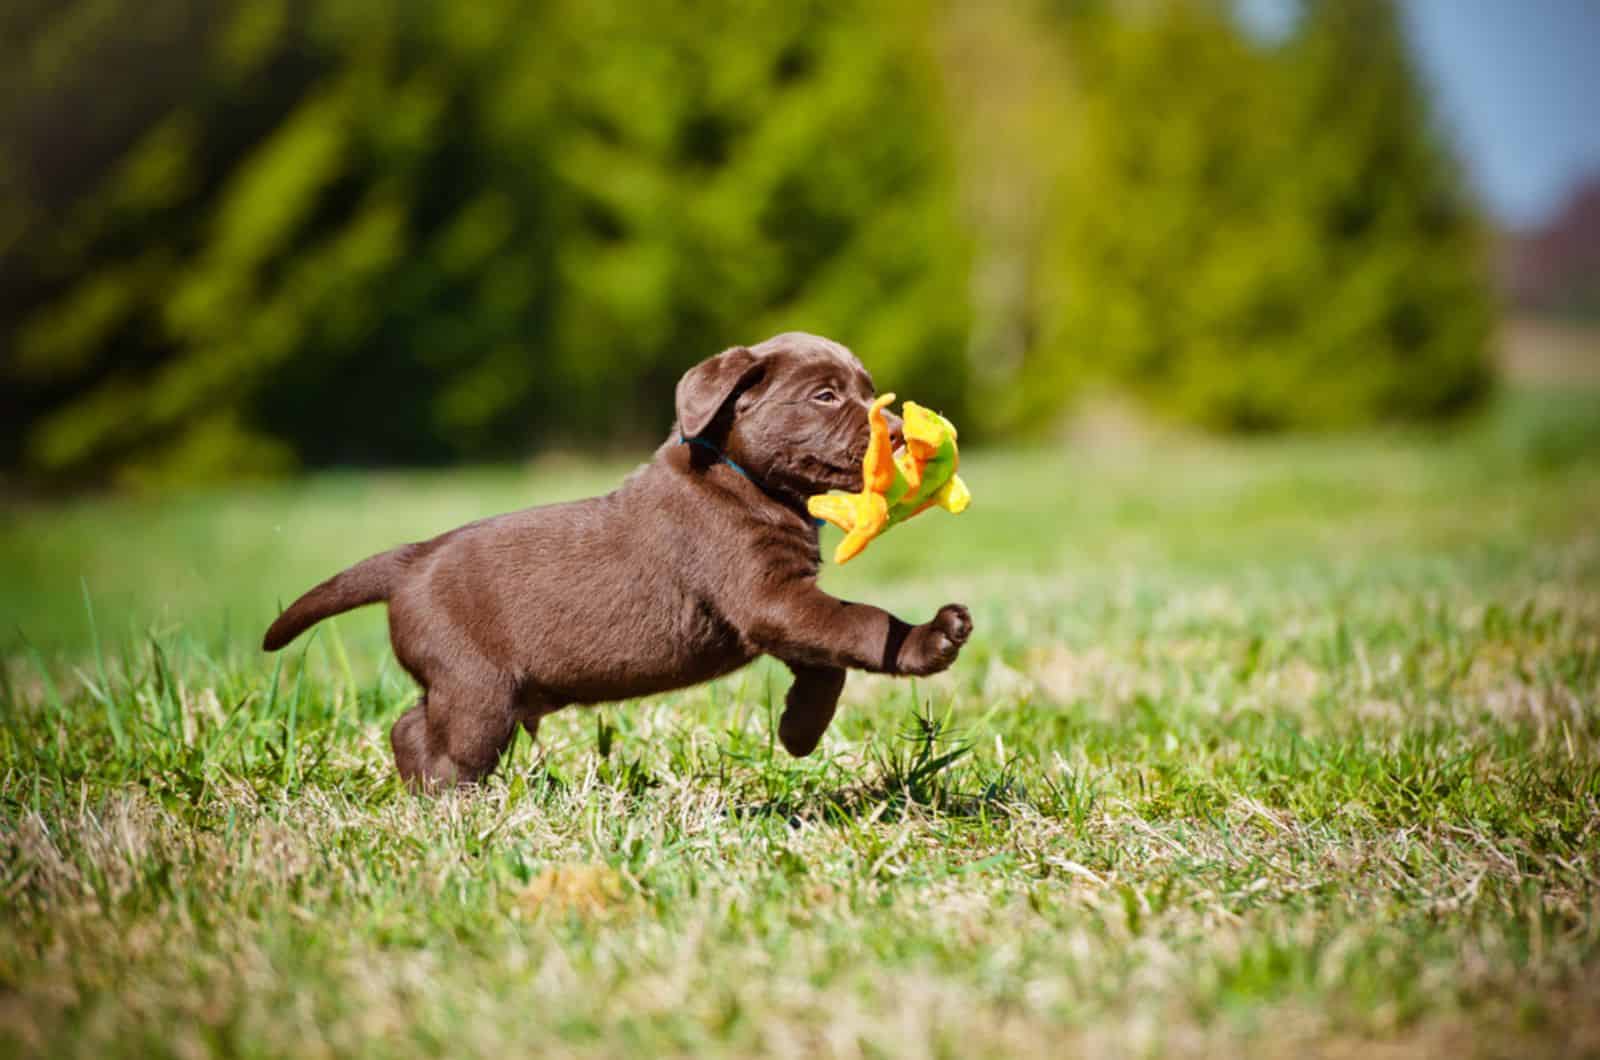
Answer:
[675, 332, 895, 496]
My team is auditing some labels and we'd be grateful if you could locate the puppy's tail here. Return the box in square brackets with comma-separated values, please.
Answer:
[262, 547, 413, 651]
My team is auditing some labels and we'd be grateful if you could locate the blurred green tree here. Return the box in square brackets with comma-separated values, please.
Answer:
[1034, 0, 1496, 432]
[527, 0, 972, 448]
[1, 0, 970, 488]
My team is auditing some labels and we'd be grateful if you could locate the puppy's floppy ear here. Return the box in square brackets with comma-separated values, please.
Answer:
[675, 345, 764, 438]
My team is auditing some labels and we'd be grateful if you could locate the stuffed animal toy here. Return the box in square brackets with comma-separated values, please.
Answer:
[807, 394, 970, 564]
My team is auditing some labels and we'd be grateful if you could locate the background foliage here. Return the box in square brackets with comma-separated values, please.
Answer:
[2, 0, 1495, 488]
[1038, 0, 1494, 432]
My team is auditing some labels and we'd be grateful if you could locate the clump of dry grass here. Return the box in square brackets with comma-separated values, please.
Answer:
[514, 863, 634, 921]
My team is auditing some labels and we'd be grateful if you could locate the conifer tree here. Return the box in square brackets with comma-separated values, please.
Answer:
[1038, 0, 1494, 431]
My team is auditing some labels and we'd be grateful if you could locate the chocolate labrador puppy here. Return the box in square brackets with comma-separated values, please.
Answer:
[263, 332, 972, 789]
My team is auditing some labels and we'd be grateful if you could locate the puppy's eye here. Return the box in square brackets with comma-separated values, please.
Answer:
[812, 388, 840, 405]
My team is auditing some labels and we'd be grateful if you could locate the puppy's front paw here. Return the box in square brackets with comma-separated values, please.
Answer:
[902, 603, 972, 676]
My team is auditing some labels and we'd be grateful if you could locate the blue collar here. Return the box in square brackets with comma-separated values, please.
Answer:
[680, 434, 825, 529]
[681, 434, 751, 480]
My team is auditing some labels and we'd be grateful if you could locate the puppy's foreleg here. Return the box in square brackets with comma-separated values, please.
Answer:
[740, 585, 972, 678]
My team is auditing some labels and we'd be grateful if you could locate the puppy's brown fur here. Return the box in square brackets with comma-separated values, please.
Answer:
[263, 332, 972, 789]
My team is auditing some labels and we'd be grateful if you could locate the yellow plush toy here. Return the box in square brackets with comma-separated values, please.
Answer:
[807, 394, 971, 564]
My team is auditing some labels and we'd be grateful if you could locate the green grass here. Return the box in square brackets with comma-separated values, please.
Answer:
[2, 388, 1599, 1058]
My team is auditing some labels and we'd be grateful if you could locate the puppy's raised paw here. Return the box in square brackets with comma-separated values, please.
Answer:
[901, 603, 973, 676]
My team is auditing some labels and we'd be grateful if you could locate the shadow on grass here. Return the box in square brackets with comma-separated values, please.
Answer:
[727, 707, 1027, 826]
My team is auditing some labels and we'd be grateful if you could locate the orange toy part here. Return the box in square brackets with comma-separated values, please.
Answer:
[806, 394, 897, 563]
[862, 393, 898, 494]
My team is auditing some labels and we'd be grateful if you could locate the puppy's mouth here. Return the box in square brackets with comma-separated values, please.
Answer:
[820, 462, 865, 492]
[790, 427, 899, 494]
[792, 453, 866, 494]
[813, 433, 908, 493]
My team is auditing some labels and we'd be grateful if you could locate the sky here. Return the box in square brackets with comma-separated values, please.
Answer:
[1402, 0, 1600, 229]
[1238, 0, 1600, 230]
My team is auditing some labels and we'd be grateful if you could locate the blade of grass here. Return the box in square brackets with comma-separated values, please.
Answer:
[81, 578, 124, 752]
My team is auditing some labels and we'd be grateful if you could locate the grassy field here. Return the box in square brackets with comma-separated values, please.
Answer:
[2, 385, 1599, 1058]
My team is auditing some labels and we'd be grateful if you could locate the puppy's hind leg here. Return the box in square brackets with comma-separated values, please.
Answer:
[389, 675, 519, 792]
[390, 694, 434, 787]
